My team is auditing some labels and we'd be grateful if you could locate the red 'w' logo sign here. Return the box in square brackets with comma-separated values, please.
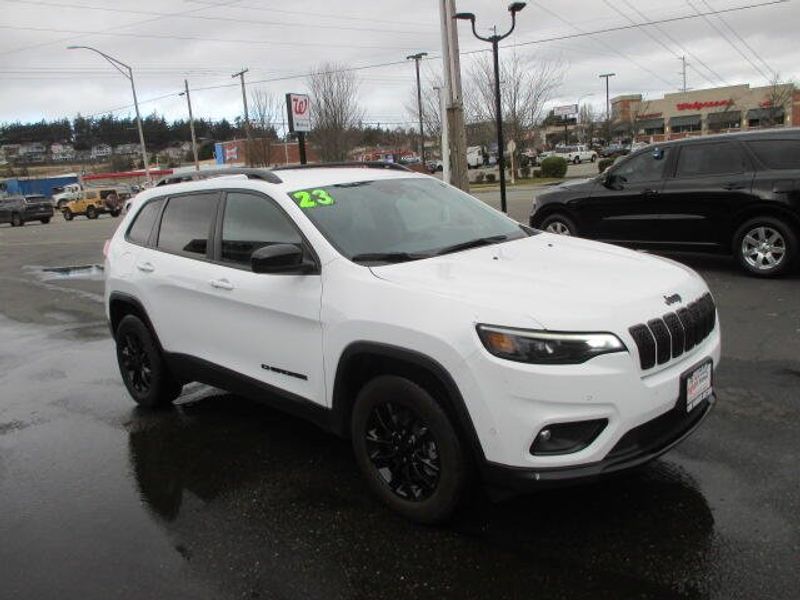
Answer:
[293, 96, 309, 116]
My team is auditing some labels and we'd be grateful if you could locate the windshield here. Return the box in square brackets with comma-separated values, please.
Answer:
[289, 177, 530, 263]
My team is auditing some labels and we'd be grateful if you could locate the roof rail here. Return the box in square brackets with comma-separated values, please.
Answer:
[273, 161, 412, 173]
[154, 167, 282, 186]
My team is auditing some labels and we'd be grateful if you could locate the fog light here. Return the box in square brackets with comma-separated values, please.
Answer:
[530, 419, 608, 455]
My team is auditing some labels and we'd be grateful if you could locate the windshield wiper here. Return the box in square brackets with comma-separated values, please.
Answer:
[351, 252, 428, 264]
[433, 234, 510, 256]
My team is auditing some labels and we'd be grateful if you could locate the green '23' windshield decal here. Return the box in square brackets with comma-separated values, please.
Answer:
[292, 189, 335, 209]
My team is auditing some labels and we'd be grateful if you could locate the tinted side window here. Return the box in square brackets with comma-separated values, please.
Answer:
[220, 192, 301, 266]
[127, 198, 163, 246]
[746, 140, 800, 170]
[676, 142, 747, 177]
[157, 193, 218, 257]
[614, 149, 670, 183]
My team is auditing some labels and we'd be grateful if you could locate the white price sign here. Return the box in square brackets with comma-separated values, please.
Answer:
[286, 93, 311, 133]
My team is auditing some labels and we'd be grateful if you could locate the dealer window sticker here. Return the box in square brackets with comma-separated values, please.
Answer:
[291, 189, 336, 209]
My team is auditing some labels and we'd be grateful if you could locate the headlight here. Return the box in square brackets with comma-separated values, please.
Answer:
[476, 325, 627, 364]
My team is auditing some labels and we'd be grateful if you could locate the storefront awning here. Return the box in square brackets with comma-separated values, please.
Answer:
[707, 111, 741, 124]
[669, 115, 701, 127]
[637, 118, 665, 129]
[747, 107, 784, 120]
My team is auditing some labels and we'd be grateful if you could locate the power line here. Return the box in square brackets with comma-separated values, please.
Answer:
[619, 0, 729, 87]
[698, 0, 776, 78]
[0, 0, 439, 37]
[67, 0, 790, 119]
[685, 0, 770, 81]
[529, 0, 677, 88]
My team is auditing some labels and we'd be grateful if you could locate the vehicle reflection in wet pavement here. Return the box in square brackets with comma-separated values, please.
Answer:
[127, 393, 716, 599]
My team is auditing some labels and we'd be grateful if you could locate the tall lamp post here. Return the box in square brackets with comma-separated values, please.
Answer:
[67, 46, 150, 182]
[407, 52, 428, 163]
[454, 2, 526, 214]
[599, 73, 616, 142]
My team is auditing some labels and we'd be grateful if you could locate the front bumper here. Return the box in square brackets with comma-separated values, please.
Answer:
[480, 394, 714, 490]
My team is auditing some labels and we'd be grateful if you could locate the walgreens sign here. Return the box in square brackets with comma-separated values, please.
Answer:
[676, 100, 733, 111]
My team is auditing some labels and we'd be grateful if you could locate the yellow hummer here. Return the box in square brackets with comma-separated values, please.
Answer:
[62, 188, 124, 221]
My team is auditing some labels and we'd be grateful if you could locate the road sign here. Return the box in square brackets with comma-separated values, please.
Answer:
[286, 93, 311, 133]
[554, 104, 578, 117]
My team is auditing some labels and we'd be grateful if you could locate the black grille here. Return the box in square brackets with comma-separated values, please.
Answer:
[628, 293, 716, 370]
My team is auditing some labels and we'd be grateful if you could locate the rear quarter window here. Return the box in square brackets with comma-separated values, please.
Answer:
[126, 198, 164, 246]
[746, 140, 800, 170]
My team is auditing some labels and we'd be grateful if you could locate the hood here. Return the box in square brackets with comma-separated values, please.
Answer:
[550, 177, 595, 191]
[370, 234, 707, 332]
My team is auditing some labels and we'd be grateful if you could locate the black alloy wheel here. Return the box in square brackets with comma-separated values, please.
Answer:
[86, 206, 97, 219]
[351, 375, 468, 524]
[364, 401, 441, 502]
[63, 209, 73, 221]
[115, 315, 182, 408]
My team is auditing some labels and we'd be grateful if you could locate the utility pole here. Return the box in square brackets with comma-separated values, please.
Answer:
[407, 52, 428, 163]
[454, 2, 526, 214]
[434, 85, 450, 184]
[680, 56, 688, 93]
[599, 72, 616, 141]
[181, 80, 200, 171]
[232, 68, 252, 166]
[439, 0, 469, 192]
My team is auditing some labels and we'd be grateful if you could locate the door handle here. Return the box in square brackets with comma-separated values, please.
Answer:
[209, 278, 234, 291]
[723, 182, 745, 190]
[642, 189, 659, 197]
[136, 262, 154, 273]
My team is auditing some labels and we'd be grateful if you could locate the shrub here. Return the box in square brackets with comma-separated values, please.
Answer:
[533, 169, 542, 178]
[486, 172, 496, 183]
[598, 157, 614, 173]
[520, 165, 531, 178]
[539, 156, 568, 178]
[474, 171, 485, 183]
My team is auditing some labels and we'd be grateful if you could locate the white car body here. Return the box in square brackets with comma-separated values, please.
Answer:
[555, 144, 598, 164]
[105, 167, 719, 492]
[53, 182, 82, 207]
[466, 146, 485, 168]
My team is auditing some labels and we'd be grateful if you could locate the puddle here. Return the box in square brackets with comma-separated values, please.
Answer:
[26, 264, 105, 281]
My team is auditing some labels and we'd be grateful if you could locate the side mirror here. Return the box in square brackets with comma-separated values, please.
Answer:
[601, 171, 615, 187]
[251, 244, 315, 274]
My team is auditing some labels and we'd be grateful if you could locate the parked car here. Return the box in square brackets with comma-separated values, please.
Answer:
[600, 144, 629, 158]
[0, 194, 54, 226]
[106, 163, 719, 523]
[554, 144, 598, 165]
[62, 188, 124, 220]
[530, 129, 800, 276]
[53, 182, 83, 210]
[466, 145, 486, 168]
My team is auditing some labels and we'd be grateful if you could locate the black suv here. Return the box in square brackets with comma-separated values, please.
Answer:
[0, 195, 54, 227]
[530, 129, 800, 276]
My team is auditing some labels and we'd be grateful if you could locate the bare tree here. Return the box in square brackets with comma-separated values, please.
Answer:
[762, 73, 795, 128]
[577, 103, 599, 144]
[249, 88, 281, 166]
[307, 63, 364, 162]
[465, 52, 565, 149]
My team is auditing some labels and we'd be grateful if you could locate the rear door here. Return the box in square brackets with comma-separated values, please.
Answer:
[132, 191, 223, 363]
[580, 147, 672, 241]
[658, 140, 755, 246]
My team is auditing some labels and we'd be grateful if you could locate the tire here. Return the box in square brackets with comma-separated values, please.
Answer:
[86, 206, 97, 220]
[110, 209, 121, 218]
[573, 156, 580, 165]
[115, 315, 182, 409]
[733, 216, 797, 277]
[11, 213, 22, 227]
[590, 155, 597, 163]
[539, 213, 577, 236]
[40, 217, 51, 224]
[63, 209, 73, 221]
[351, 375, 468, 524]
[57, 200, 67, 210]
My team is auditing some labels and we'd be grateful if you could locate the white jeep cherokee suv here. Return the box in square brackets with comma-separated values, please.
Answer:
[105, 164, 720, 523]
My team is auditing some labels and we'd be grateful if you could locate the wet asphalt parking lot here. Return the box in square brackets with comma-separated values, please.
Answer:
[0, 205, 798, 600]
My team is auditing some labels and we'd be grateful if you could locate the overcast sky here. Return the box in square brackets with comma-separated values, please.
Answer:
[0, 0, 796, 132]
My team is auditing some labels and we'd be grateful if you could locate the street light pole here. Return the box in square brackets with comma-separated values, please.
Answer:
[407, 52, 428, 163]
[599, 73, 616, 141]
[181, 80, 200, 171]
[454, 2, 526, 214]
[67, 45, 150, 182]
